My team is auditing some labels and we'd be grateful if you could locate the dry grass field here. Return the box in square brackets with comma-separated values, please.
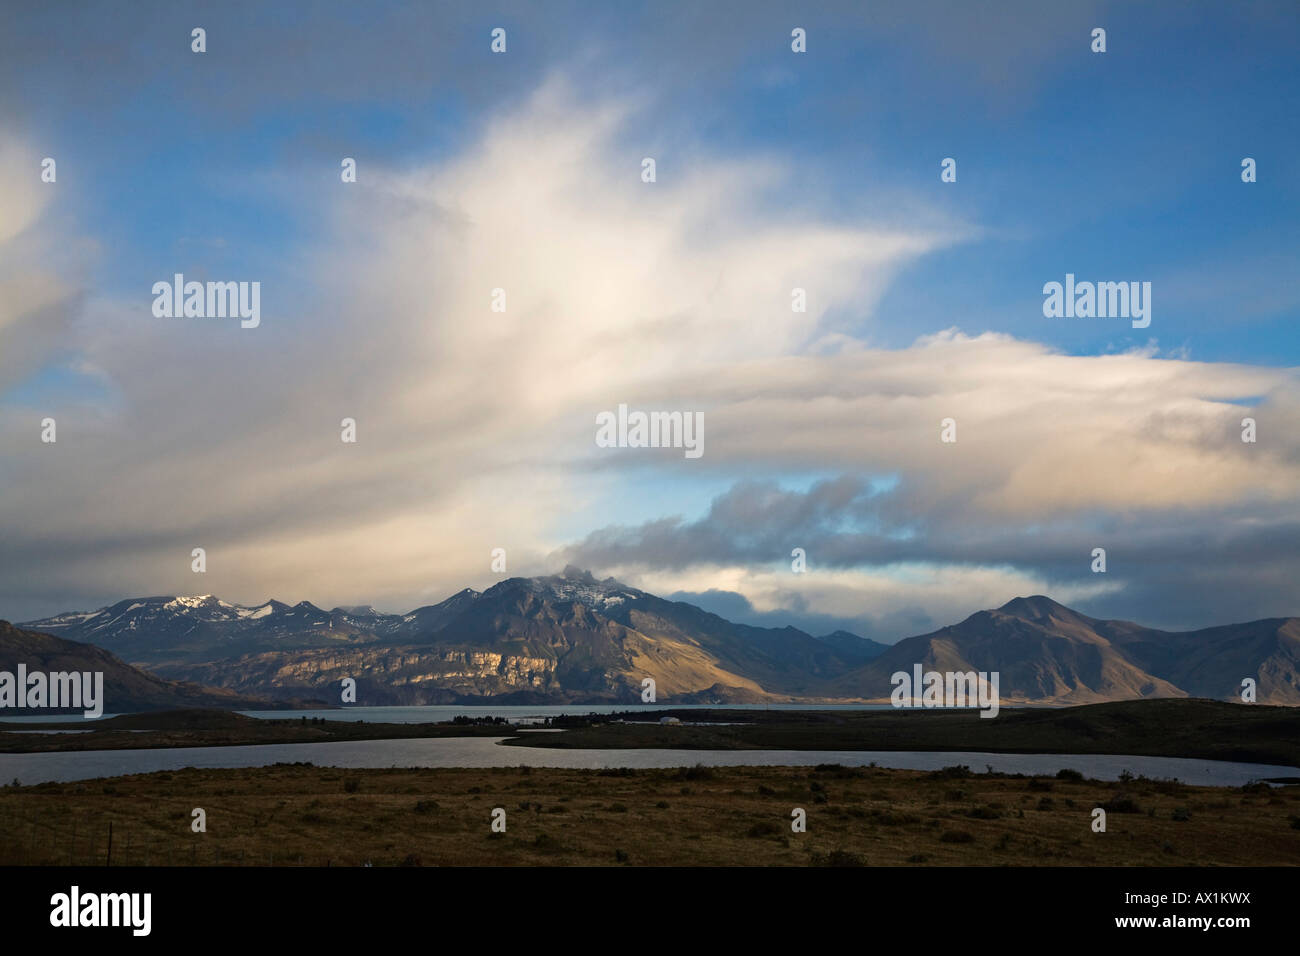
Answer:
[2, 762, 1298, 867]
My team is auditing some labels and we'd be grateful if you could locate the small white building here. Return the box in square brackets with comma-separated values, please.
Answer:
[659, 716, 682, 725]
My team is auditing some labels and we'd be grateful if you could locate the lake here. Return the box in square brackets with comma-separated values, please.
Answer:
[0, 735, 1292, 788]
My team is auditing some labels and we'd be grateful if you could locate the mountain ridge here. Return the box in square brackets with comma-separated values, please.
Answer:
[16, 571, 1299, 706]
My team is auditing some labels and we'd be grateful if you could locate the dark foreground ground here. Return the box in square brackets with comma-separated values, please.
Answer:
[2, 763, 1298, 867]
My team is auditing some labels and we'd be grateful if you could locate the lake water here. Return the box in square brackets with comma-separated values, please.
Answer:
[0, 735, 1292, 788]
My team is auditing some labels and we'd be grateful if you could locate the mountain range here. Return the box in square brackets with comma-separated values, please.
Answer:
[13, 567, 1299, 706]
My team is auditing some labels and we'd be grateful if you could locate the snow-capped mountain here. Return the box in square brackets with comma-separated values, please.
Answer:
[17, 566, 889, 702]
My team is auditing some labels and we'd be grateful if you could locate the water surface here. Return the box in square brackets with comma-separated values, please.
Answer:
[0, 735, 1289, 788]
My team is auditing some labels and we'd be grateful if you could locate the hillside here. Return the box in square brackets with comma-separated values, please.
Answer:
[0, 621, 277, 714]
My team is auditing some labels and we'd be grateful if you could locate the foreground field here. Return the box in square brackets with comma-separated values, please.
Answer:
[2, 763, 1298, 867]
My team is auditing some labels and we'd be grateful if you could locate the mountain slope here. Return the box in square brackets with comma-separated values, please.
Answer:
[0, 621, 274, 714]
[834, 596, 1299, 705]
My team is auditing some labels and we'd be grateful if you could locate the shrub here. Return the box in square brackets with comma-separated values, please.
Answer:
[940, 830, 975, 844]
[1103, 795, 1142, 814]
[931, 765, 973, 780]
[675, 764, 715, 781]
[875, 811, 920, 826]
[1056, 768, 1084, 781]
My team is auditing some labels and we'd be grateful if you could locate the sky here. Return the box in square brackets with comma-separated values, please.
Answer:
[1, 0, 1297, 640]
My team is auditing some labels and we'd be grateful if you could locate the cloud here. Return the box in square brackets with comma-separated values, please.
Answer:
[1, 77, 1294, 639]
[0, 81, 954, 620]
[0, 140, 91, 393]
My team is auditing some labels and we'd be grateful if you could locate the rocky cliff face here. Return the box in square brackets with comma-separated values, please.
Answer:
[153, 645, 565, 704]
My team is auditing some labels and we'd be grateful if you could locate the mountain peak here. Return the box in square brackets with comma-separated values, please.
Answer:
[998, 595, 1073, 621]
[560, 564, 597, 583]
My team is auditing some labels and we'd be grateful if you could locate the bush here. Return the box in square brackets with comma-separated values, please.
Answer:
[675, 764, 716, 781]
[1103, 795, 1143, 814]
[342, 778, 360, 794]
[930, 765, 973, 780]
[813, 764, 865, 779]
[1056, 769, 1084, 781]
[940, 830, 975, 844]
[1171, 806, 1191, 822]
[413, 800, 439, 814]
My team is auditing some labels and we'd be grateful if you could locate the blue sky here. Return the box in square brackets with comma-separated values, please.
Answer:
[1, 1, 1297, 636]
[4, 1, 1296, 379]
